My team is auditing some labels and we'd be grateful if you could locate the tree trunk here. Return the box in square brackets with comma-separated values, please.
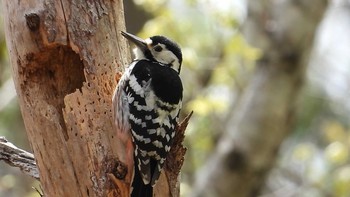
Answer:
[192, 1, 327, 197]
[3, 1, 186, 196]
[3, 0, 128, 196]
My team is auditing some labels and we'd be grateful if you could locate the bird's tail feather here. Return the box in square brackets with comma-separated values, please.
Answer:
[131, 165, 153, 197]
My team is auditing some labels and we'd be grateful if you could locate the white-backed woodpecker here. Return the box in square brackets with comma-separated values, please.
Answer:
[112, 31, 183, 197]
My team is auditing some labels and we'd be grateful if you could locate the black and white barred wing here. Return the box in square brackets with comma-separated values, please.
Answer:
[127, 60, 182, 186]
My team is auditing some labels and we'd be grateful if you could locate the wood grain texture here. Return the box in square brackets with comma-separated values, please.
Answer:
[3, 0, 129, 196]
[0, 136, 39, 180]
[3, 0, 187, 196]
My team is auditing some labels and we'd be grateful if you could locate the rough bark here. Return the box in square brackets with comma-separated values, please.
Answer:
[3, 1, 187, 196]
[3, 0, 129, 196]
[191, 1, 328, 197]
[0, 136, 39, 180]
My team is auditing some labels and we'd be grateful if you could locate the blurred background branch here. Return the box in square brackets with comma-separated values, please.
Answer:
[191, 0, 327, 196]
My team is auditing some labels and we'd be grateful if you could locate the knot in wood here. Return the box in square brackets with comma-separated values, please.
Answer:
[25, 13, 40, 31]
[113, 160, 127, 180]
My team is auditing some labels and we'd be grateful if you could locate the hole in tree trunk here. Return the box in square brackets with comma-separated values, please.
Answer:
[19, 45, 85, 140]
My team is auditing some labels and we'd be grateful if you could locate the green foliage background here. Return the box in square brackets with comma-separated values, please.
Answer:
[124, 1, 350, 196]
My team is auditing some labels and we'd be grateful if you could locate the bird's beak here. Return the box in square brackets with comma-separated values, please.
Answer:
[121, 31, 148, 52]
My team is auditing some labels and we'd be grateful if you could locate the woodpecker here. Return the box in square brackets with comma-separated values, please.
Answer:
[112, 31, 183, 197]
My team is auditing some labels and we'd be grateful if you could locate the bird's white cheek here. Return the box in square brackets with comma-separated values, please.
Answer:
[154, 51, 173, 63]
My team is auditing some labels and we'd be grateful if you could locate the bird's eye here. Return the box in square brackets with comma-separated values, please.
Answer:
[154, 45, 163, 52]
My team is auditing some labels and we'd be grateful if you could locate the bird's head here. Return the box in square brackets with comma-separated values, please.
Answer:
[121, 31, 182, 74]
